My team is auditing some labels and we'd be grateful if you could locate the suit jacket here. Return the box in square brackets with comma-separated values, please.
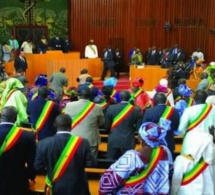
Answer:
[27, 98, 60, 140]
[148, 50, 159, 65]
[34, 133, 96, 195]
[143, 104, 179, 156]
[50, 72, 68, 95]
[0, 123, 36, 194]
[105, 102, 143, 149]
[14, 56, 28, 72]
[65, 99, 104, 146]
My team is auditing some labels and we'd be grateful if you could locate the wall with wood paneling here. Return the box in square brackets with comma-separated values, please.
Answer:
[69, 0, 215, 71]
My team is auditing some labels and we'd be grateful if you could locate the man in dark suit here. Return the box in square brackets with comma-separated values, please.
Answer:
[101, 46, 115, 80]
[143, 92, 179, 157]
[172, 48, 185, 65]
[0, 106, 36, 195]
[105, 91, 143, 160]
[14, 51, 28, 73]
[34, 114, 96, 195]
[27, 86, 60, 140]
[148, 46, 159, 65]
[114, 48, 122, 78]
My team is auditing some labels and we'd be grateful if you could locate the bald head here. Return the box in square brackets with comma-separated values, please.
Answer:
[1, 106, 17, 123]
[55, 114, 72, 131]
[120, 91, 131, 101]
[194, 90, 208, 104]
[154, 92, 167, 105]
[79, 88, 91, 99]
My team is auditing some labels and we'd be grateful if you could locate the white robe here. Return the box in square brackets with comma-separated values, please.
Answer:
[84, 44, 98, 58]
[171, 155, 215, 195]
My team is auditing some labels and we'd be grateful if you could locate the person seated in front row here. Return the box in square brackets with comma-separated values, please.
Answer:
[99, 120, 173, 195]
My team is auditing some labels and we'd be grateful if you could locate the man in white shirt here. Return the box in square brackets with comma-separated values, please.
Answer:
[191, 48, 204, 60]
[84, 39, 98, 58]
[21, 39, 35, 53]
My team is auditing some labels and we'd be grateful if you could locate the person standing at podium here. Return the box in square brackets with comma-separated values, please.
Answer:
[84, 39, 98, 58]
[49, 33, 64, 52]
[14, 51, 28, 73]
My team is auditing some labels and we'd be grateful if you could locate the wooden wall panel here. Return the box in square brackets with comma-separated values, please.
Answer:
[70, 0, 215, 71]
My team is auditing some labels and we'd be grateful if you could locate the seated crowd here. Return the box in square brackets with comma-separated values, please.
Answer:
[0, 63, 215, 195]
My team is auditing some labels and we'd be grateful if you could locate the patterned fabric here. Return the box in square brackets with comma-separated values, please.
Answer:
[138, 121, 170, 148]
[99, 148, 172, 195]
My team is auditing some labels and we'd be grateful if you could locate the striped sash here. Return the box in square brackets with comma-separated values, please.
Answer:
[31, 92, 38, 101]
[125, 147, 164, 187]
[111, 103, 135, 130]
[186, 97, 194, 108]
[0, 126, 23, 157]
[89, 45, 96, 54]
[45, 136, 82, 195]
[99, 100, 109, 109]
[35, 101, 55, 132]
[133, 88, 142, 99]
[187, 104, 212, 132]
[6, 89, 17, 101]
[88, 84, 93, 89]
[161, 106, 174, 120]
[72, 102, 95, 129]
[174, 96, 181, 103]
[110, 89, 117, 98]
[181, 158, 208, 186]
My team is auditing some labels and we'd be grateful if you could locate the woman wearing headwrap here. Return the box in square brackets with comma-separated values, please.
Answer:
[129, 77, 152, 111]
[103, 77, 121, 103]
[1, 78, 28, 126]
[99, 120, 173, 195]
[150, 78, 175, 107]
[28, 74, 57, 101]
[174, 84, 194, 117]
[171, 130, 215, 195]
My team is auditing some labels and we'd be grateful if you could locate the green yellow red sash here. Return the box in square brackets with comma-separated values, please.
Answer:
[89, 45, 96, 54]
[99, 100, 109, 109]
[61, 107, 65, 114]
[187, 104, 212, 132]
[110, 89, 117, 98]
[174, 96, 181, 103]
[111, 103, 135, 130]
[0, 126, 23, 157]
[6, 89, 17, 101]
[45, 136, 82, 195]
[133, 88, 142, 98]
[167, 88, 171, 96]
[125, 147, 164, 187]
[181, 158, 208, 186]
[31, 92, 38, 101]
[161, 106, 174, 119]
[72, 101, 95, 129]
[88, 84, 93, 89]
[35, 101, 55, 132]
[186, 97, 194, 108]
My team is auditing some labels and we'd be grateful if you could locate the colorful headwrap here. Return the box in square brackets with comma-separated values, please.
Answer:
[178, 84, 192, 97]
[104, 77, 117, 88]
[1, 78, 24, 107]
[34, 74, 48, 87]
[138, 119, 171, 148]
[133, 77, 144, 87]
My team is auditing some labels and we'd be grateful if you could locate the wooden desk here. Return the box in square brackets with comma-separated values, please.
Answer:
[129, 65, 168, 91]
[46, 58, 104, 87]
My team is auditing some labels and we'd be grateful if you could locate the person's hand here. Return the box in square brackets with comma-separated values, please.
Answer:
[209, 126, 215, 143]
